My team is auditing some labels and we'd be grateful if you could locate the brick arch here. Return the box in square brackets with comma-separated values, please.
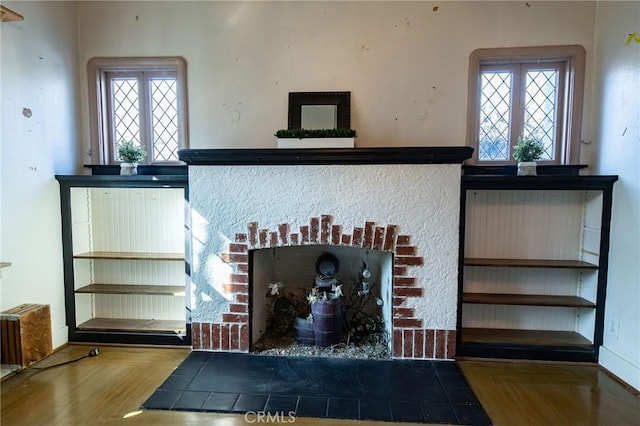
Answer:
[192, 215, 454, 359]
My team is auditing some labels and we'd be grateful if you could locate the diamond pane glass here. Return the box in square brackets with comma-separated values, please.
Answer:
[150, 78, 179, 161]
[478, 71, 512, 161]
[112, 78, 141, 160]
[524, 70, 558, 160]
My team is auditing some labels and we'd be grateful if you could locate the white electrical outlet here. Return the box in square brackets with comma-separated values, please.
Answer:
[608, 317, 620, 340]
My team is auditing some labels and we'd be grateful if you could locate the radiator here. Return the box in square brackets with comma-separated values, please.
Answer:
[1, 304, 53, 368]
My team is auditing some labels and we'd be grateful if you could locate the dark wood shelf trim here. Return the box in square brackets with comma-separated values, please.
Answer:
[463, 293, 596, 308]
[83, 164, 187, 176]
[75, 284, 185, 296]
[55, 174, 187, 188]
[178, 146, 474, 165]
[73, 251, 184, 261]
[462, 174, 618, 191]
[464, 258, 598, 269]
[77, 318, 186, 334]
[463, 164, 588, 176]
[462, 327, 593, 347]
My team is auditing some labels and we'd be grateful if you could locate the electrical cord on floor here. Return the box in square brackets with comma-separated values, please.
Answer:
[27, 348, 100, 371]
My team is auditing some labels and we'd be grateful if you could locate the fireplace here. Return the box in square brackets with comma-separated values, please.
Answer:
[182, 147, 472, 360]
[250, 243, 394, 354]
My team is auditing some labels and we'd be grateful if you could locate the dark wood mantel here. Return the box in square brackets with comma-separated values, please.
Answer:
[178, 147, 474, 165]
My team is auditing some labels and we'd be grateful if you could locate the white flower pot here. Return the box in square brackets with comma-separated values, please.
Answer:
[277, 137, 355, 149]
[517, 161, 537, 176]
[120, 162, 138, 175]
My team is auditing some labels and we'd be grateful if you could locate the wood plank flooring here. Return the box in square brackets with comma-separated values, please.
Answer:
[1, 345, 638, 426]
[459, 360, 640, 426]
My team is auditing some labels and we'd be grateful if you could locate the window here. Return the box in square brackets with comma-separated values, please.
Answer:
[88, 57, 188, 164]
[466, 46, 585, 165]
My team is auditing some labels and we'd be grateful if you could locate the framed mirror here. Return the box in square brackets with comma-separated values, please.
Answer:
[288, 91, 351, 130]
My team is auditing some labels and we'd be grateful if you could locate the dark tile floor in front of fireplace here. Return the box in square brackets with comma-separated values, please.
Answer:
[142, 351, 491, 425]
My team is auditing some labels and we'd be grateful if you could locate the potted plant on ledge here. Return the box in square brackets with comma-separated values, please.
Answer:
[117, 141, 146, 175]
[275, 128, 357, 149]
[513, 136, 544, 176]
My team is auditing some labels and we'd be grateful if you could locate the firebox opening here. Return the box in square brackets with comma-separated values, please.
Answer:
[250, 245, 393, 357]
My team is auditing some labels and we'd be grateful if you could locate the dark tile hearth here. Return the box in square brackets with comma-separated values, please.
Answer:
[142, 352, 491, 425]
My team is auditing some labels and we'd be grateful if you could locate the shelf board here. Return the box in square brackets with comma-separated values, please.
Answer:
[464, 258, 598, 269]
[73, 251, 184, 261]
[463, 292, 596, 308]
[462, 327, 593, 347]
[77, 318, 186, 334]
[1, 6, 24, 22]
[76, 284, 185, 296]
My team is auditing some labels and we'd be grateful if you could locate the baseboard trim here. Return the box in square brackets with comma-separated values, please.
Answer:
[599, 345, 640, 394]
[52, 325, 69, 350]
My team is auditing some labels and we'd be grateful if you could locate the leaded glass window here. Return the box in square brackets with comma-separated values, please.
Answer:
[88, 57, 188, 165]
[467, 46, 585, 165]
[477, 63, 563, 162]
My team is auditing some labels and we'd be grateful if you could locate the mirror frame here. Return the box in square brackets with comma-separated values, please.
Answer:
[288, 91, 351, 129]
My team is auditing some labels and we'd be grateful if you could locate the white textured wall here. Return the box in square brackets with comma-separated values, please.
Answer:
[591, 2, 640, 391]
[1, 1, 80, 349]
[76, 1, 597, 160]
[189, 164, 461, 330]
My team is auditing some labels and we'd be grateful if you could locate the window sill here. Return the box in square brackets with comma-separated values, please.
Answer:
[84, 164, 187, 176]
[463, 164, 588, 176]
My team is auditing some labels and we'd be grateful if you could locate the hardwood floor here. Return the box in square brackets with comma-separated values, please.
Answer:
[1, 345, 638, 425]
[460, 360, 640, 426]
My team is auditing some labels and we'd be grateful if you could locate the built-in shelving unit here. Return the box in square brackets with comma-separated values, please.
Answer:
[457, 174, 617, 362]
[55, 174, 190, 346]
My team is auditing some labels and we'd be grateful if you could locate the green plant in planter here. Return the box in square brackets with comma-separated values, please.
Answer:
[117, 141, 147, 163]
[275, 128, 357, 138]
[513, 136, 544, 162]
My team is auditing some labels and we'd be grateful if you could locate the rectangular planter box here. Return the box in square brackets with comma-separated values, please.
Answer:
[277, 137, 355, 149]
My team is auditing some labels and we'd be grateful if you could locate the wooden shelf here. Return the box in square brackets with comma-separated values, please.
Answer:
[76, 284, 185, 296]
[77, 318, 186, 334]
[463, 293, 595, 308]
[462, 328, 593, 347]
[74, 251, 184, 261]
[464, 258, 598, 269]
[1, 6, 24, 22]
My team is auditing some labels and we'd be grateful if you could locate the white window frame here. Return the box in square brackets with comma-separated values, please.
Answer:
[466, 46, 586, 165]
[87, 57, 188, 165]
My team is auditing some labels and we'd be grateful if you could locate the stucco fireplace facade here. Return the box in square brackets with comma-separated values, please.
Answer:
[181, 147, 473, 360]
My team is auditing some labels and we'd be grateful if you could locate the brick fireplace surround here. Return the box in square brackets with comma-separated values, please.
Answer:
[180, 147, 473, 360]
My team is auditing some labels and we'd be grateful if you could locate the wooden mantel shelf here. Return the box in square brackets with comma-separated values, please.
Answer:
[1, 6, 24, 22]
[178, 146, 474, 166]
